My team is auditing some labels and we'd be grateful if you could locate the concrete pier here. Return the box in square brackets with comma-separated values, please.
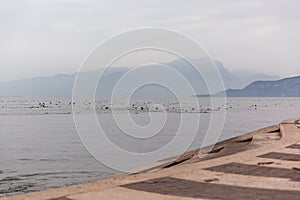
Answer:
[2, 118, 300, 200]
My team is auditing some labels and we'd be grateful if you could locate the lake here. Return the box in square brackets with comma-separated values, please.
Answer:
[1, 97, 300, 196]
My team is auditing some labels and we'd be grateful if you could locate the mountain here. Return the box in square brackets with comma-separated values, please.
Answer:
[213, 60, 241, 89]
[0, 68, 128, 98]
[217, 76, 300, 97]
[232, 70, 280, 88]
[0, 73, 75, 98]
[0, 58, 280, 98]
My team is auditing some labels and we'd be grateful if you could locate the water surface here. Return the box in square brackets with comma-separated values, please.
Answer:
[1, 97, 299, 196]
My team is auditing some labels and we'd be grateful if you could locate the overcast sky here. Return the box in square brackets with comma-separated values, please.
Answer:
[0, 0, 299, 81]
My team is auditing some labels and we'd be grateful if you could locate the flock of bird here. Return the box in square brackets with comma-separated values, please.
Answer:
[0, 98, 298, 115]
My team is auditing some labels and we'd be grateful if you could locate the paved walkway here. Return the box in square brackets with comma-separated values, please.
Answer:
[2, 118, 300, 200]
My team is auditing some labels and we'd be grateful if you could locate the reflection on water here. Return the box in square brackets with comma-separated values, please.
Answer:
[0, 97, 300, 196]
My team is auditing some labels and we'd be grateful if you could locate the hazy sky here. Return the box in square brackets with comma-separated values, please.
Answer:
[0, 0, 300, 81]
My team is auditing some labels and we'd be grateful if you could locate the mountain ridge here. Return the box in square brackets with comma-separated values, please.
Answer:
[0, 59, 281, 98]
[215, 75, 300, 97]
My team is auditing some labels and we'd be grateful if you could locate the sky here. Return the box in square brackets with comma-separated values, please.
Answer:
[0, 0, 300, 81]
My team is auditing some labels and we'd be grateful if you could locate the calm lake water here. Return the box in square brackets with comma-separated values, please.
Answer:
[1, 97, 300, 196]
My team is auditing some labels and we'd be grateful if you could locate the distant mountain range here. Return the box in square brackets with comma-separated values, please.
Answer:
[0, 58, 282, 98]
[215, 75, 300, 97]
